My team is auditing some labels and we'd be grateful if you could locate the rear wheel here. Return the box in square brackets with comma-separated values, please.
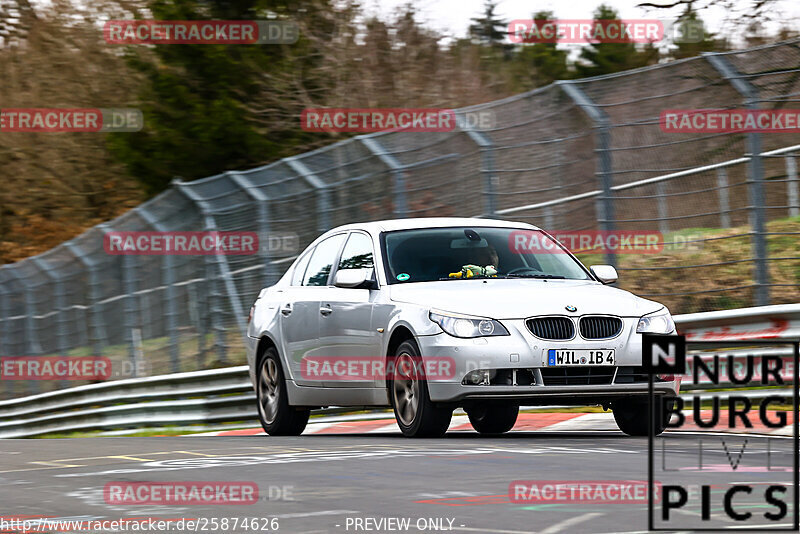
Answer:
[467, 402, 519, 434]
[613, 396, 672, 436]
[257, 347, 310, 436]
[389, 340, 452, 438]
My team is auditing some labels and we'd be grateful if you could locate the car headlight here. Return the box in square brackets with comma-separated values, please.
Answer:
[636, 309, 675, 334]
[429, 310, 509, 338]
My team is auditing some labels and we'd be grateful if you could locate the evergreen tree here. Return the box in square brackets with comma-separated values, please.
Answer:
[468, 0, 513, 58]
[468, 0, 507, 46]
[511, 10, 570, 88]
[108, 0, 328, 194]
[575, 4, 659, 78]
[671, 9, 725, 59]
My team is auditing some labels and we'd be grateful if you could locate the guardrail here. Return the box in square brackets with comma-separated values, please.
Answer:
[0, 366, 255, 438]
[0, 304, 798, 438]
[677, 303, 800, 341]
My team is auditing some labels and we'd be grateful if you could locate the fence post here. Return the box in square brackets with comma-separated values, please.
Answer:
[0, 282, 7, 357]
[0, 278, 7, 399]
[457, 113, 497, 218]
[656, 182, 669, 235]
[558, 81, 617, 268]
[359, 137, 409, 219]
[109, 223, 142, 378]
[138, 207, 180, 374]
[705, 53, 770, 306]
[6, 267, 42, 394]
[716, 168, 731, 228]
[0, 280, 8, 399]
[544, 206, 555, 229]
[64, 241, 108, 358]
[175, 181, 247, 364]
[186, 280, 206, 368]
[31, 258, 68, 389]
[285, 156, 333, 231]
[554, 147, 565, 227]
[786, 155, 799, 218]
[227, 170, 277, 286]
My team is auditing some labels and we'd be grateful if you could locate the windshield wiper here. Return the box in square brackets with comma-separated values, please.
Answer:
[507, 273, 566, 279]
[437, 275, 508, 281]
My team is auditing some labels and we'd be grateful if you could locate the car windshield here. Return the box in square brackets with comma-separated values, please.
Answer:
[381, 227, 591, 284]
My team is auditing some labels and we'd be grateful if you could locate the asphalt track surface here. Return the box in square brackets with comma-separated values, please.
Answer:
[0, 430, 795, 534]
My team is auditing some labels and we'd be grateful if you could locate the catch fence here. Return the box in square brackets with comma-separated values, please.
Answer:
[1, 40, 800, 398]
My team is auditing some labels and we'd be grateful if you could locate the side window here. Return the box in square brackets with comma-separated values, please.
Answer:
[290, 249, 313, 286]
[338, 233, 374, 270]
[303, 234, 346, 286]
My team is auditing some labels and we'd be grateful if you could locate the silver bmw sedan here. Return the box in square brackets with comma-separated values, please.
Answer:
[246, 218, 679, 437]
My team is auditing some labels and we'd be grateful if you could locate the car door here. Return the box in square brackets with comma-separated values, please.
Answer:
[319, 231, 382, 388]
[279, 233, 346, 386]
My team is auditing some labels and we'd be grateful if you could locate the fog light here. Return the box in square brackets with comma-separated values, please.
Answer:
[463, 369, 490, 385]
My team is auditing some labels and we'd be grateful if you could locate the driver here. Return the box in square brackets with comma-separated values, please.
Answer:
[449, 245, 500, 278]
[474, 245, 499, 271]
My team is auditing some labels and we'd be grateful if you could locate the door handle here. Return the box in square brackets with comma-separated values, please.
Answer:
[280, 304, 292, 316]
[319, 304, 333, 316]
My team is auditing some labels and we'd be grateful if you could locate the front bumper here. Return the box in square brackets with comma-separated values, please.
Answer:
[416, 318, 680, 404]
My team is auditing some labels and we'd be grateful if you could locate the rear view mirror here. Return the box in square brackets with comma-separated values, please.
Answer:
[334, 268, 376, 289]
[590, 265, 618, 284]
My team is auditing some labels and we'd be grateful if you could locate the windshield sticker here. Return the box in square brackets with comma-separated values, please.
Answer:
[396, 273, 410, 281]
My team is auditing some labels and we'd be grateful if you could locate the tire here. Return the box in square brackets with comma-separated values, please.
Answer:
[467, 402, 519, 435]
[389, 340, 452, 438]
[256, 347, 310, 436]
[613, 396, 673, 437]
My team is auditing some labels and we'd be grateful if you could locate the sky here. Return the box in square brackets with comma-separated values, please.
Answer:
[367, 0, 800, 45]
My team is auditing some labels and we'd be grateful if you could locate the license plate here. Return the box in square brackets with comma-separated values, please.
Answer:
[547, 349, 615, 366]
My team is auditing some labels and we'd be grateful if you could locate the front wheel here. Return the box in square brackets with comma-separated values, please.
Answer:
[613, 396, 673, 436]
[389, 340, 452, 438]
[256, 347, 310, 436]
[467, 402, 519, 434]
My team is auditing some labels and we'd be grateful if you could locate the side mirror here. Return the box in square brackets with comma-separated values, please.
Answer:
[590, 265, 618, 285]
[333, 268, 376, 289]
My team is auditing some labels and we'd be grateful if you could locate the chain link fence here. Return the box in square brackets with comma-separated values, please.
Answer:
[1, 40, 800, 399]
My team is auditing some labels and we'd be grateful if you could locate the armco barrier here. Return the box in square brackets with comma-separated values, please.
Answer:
[677, 303, 800, 341]
[0, 305, 798, 438]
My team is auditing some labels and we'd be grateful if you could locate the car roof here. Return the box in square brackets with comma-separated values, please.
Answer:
[326, 217, 540, 234]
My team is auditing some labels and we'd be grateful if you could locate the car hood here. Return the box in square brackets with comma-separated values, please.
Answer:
[389, 279, 665, 319]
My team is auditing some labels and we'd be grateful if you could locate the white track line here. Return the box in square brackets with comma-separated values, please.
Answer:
[538, 512, 604, 534]
[541, 413, 617, 432]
